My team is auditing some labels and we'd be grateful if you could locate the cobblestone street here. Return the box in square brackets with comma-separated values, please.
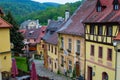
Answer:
[34, 60, 72, 80]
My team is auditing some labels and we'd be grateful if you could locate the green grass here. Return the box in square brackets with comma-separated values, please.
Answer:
[14, 56, 28, 72]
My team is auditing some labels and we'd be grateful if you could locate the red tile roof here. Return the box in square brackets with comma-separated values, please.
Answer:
[36, 26, 47, 43]
[0, 18, 12, 28]
[58, 0, 97, 36]
[21, 26, 47, 44]
[84, 0, 120, 23]
[45, 32, 58, 45]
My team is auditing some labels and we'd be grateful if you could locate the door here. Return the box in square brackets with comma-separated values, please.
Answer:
[76, 61, 80, 76]
[88, 66, 92, 80]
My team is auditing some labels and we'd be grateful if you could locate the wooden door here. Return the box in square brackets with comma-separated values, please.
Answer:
[76, 61, 80, 76]
[88, 66, 92, 80]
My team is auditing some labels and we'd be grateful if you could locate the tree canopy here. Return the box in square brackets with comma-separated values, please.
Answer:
[3, 12, 24, 53]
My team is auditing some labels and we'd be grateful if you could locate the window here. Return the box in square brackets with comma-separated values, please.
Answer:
[61, 37, 64, 49]
[91, 45, 94, 56]
[68, 38, 72, 51]
[49, 59, 51, 64]
[51, 46, 53, 53]
[42, 44, 44, 48]
[55, 63, 57, 69]
[61, 56, 64, 67]
[114, 4, 119, 10]
[50, 31, 54, 34]
[97, 6, 102, 12]
[102, 72, 108, 80]
[76, 40, 80, 54]
[90, 25, 94, 34]
[98, 47, 103, 58]
[48, 44, 50, 51]
[68, 60, 72, 73]
[107, 49, 112, 61]
[106, 26, 112, 36]
[55, 47, 57, 55]
[98, 25, 103, 35]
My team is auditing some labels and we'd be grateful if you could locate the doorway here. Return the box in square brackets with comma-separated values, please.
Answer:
[87, 66, 92, 80]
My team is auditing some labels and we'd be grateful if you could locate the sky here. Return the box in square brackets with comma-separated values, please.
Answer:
[32, 0, 80, 4]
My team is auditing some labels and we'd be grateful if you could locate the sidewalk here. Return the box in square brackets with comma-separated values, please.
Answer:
[34, 60, 72, 80]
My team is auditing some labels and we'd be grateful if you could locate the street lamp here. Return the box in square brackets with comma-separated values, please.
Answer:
[24, 41, 30, 71]
[113, 39, 120, 80]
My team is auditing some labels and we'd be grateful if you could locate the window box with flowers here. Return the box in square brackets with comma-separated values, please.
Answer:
[67, 49, 71, 53]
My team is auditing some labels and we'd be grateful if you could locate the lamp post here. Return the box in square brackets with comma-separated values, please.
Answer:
[113, 40, 120, 80]
[24, 41, 30, 71]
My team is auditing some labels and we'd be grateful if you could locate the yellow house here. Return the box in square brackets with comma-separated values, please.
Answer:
[58, 0, 96, 78]
[83, 0, 120, 80]
[58, 34, 85, 77]
[43, 20, 64, 72]
[0, 18, 12, 79]
[36, 26, 46, 57]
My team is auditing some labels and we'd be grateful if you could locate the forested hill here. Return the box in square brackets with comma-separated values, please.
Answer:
[0, 0, 60, 20]
[0, 0, 82, 25]
[18, 1, 82, 24]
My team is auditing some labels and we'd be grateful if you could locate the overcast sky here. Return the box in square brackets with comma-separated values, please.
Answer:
[32, 0, 80, 4]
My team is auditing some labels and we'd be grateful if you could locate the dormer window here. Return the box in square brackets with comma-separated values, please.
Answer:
[96, 0, 102, 12]
[113, 0, 119, 10]
[97, 6, 102, 12]
[114, 4, 119, 10]
[29, 31, 34, 35]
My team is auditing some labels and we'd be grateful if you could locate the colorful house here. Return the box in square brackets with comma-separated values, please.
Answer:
[58, 0, 96, 78]
[83, 0, 120, 80]
[43, 20, 64, 72]
[20, 19, 41, 29]
[36, 26, 47, 57]
[0, 18, 12, 79]
[19, 26, 46, 57]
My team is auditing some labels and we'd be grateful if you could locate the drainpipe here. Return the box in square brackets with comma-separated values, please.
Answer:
[84, 25, 86, 80]
[0, 72, 2, 80]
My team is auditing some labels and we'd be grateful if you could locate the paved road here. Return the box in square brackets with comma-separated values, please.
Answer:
[34, 60, 72, 80]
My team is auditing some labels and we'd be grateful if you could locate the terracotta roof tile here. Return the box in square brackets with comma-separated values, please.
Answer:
[0, 18, 12, 28]
[84, 0, 120, 23]
[23, 26, 47, 43]
[58, 0, 96, 36]
[45, 32, 58, 45]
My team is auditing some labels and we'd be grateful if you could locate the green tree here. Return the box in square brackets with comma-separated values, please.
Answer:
[4, 11, 24, 54]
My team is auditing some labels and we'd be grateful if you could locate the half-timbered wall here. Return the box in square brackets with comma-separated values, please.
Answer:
[85, 24, 119, 44]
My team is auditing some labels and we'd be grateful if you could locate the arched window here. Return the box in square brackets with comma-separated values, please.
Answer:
[102, 72, 108, 80]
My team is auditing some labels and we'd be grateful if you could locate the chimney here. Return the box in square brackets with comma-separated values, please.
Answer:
[47, 19, 51, 25]
[65, 9, 70, 21]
